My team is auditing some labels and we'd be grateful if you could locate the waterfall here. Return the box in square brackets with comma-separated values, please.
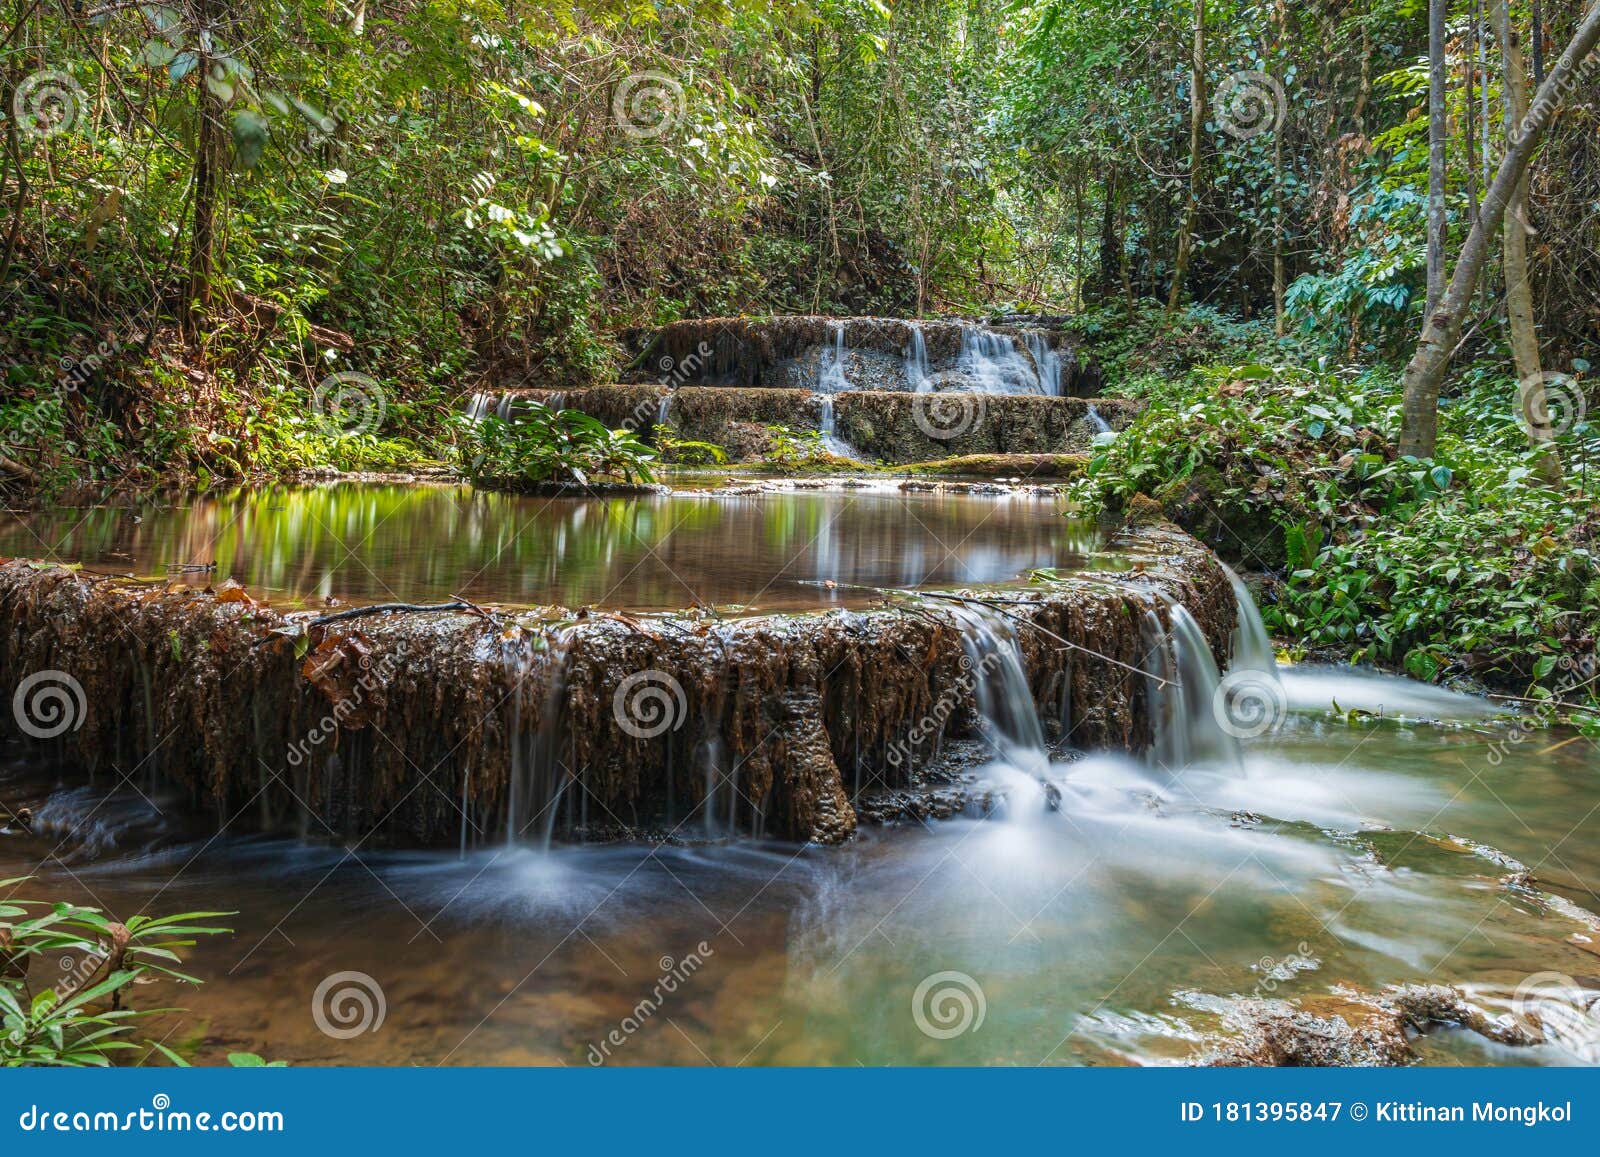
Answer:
[699, 735, 727, 839]
[1140, 604, 1242, 773]
[816, 394, 860, 459]
[817, 321, 850, 393]
[958, 325, 1042, 394]
[1086, 404, 1111, 434]
[1023, 331, 1063, 397]
[904, 323, 931, 392]
[1223, 565, 1278, 681]
[655, 391, 673, 430]
[503, 629, 577, 850]
[946, 603, 1049, 779]
[466, 392, 495, 422]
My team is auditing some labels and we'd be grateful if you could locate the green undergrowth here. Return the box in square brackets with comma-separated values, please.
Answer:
[1082, 359, 1599, 711]
[0, 333, 460, 495]
[461, 404, 657, 487]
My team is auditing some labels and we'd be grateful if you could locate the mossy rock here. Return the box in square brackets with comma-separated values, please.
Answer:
[1154, 465, 1285, 570]
[907, 453, 1088, 479]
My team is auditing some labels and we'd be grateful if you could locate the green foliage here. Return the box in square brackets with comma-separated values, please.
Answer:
[1089, 360, 1599, 694]
[1, 880, 232, 1068]
[656, 429, 729, 467]
[461, 405, 657, 486]
[763, 425, 828, 466]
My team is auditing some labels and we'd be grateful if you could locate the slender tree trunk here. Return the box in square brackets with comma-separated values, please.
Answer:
[1167, 0, 1205, 316]
[1072, 166, 1085, 309]
[1465, 6, 1482, 233]
[1120, 191, 1135, 309]
[1426, 0, 1449, 320]
[1399, 0, 1600, 458]
[1272, 0, 1288, 337]
[1532, 0, 1546, 83]
[1096, 169, 1119, 303]
[1491, 0, 1561, 481]
[186, 0, 223, 337]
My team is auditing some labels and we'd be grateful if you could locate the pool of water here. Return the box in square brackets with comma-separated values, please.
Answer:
[2, 666, 1596, 1067]
[0, 483, 1113, 612]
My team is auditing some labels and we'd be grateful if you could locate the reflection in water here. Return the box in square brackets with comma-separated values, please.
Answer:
[0, 484, 1111, 611]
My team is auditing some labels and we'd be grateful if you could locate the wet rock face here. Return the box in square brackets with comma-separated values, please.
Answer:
[0, 525, 1232, 849]
[1199, 984, 1543, 1067]
[495, 385, 1138, 464]
[618, 316, 1102, 397]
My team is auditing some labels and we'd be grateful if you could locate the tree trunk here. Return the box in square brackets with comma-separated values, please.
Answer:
[1166, 0, 1205, 316]
[1095, 169, 1119, 302]
[1491, 0, 1561, 481]
[1399, 0, 1600, 459]
[1272, 0, 1287, 337]
[1426, 0, 1448, 321]
[186, 1, 223, 337]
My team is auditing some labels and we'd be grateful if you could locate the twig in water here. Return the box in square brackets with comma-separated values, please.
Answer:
[801, 579, 1168, 686]
[307, 600, 476, 626]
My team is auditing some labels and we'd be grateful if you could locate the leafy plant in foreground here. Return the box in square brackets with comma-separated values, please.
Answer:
[0, 878, 231, 1067]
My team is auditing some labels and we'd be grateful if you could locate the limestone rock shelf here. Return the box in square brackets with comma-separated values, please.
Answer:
[482, 385, 1136, 464]
[0, 525, 1232, 848]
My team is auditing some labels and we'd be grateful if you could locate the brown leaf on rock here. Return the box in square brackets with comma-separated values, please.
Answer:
[300, 632, 382, 726]
[215, 579, 253, 605]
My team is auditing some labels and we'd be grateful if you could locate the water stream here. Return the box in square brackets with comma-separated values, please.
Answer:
[2, 489, 1595, 1067]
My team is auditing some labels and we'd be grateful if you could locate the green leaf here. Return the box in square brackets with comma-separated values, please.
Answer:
[169, 51, 199, 83]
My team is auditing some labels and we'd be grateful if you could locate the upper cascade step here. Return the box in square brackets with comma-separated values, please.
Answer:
[620, 316, 1102, 397]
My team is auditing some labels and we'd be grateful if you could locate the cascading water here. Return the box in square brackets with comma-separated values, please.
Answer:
[946, 603, 1051, 783]
[503, 629, 578, 851]
[1086, 405, 1111, 434]
[816, 395, 859, 459]
[655, 392, 673, 430]
[814, 323, 862, 457]
[904, 323, 931, 392]
[466, 392, 495, 422]
[817, 321, 850, 393]
[1022, 331, 1063, 397]
[1223, 565, 1278, 681]
[1140, 603, 1243, 773]
[958, 325, 1043, 394]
